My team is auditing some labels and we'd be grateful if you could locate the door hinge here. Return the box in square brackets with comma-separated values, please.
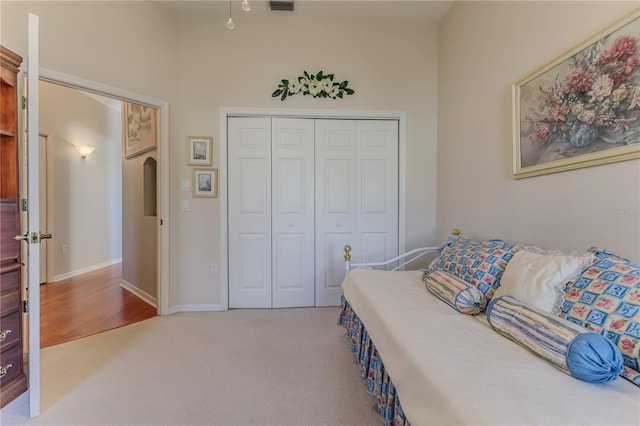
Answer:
[21, 199, 28, 212]
[23, 300, 28, 313]
[22, 96, 27, 110]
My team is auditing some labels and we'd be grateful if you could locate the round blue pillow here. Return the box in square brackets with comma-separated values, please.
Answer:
[567, 333, 623, 383]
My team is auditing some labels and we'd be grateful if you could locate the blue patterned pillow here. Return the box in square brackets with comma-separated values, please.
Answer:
[488, 295, 623, 383]
[559, 247, 640, 386]
[423, 270, 487, 315]
[429, 238, 519, 300]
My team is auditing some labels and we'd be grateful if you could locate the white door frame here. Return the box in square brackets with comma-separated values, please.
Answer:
[38, 67, 170, 315]
[219, 107, 407, 311]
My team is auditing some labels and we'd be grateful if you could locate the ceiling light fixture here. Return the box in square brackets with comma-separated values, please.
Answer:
[226, 0, 235, 29]
[241, 0, 251, 12]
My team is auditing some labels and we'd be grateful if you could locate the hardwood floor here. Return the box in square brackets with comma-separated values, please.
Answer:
[40, 263, 157, 348]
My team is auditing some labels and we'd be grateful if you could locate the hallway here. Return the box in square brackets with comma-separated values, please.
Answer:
[40, 263, 157, 348]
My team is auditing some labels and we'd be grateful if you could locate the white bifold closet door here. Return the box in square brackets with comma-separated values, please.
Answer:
[228, 117, 315, 308]
[228, 116, 398, 308]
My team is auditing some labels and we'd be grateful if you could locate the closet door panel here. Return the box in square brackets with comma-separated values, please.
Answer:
[360, 233, 388, 264]
[240, 158, 268, 214]
[228, 117, 272, 308]
[315, 119, 398, 306]
[238, 233, 270, 288]
[272, 118, 315, 308]
[325, 160, 352, 214]
[321, 232, 352, 295]
[357, 120, 399, 267]
[361, 159, 387, 214]
[315, 120, 358, 306]
[274, 233, 305, 288]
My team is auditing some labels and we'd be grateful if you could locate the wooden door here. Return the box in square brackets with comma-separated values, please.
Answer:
[0, 45, 28, 408]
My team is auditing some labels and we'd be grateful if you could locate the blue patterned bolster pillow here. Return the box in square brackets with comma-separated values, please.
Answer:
[423, 270, 487, 315]
[487, 295, 623, 383]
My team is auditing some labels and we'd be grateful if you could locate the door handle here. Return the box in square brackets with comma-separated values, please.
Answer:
[14, 232, 52, 243]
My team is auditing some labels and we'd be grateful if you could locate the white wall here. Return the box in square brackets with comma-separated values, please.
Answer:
[438, 1, 640, 262]
[1, 1, 178, 305]
[1, 1, 438, 310]
[8, 1, 637, 311]
[175, 14, 439, 306]
[39, 81, 122, 278]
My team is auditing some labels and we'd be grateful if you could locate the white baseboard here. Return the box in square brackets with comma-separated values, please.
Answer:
[167, 304, 227, 314]
[120, 280, 157, 308]
[53, 258, 122, 282]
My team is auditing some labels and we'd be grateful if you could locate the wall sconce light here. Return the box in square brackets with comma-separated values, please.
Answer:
[75, 145, 95, 159]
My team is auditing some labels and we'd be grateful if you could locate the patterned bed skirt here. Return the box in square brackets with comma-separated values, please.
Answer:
[338, 296, 410, 426]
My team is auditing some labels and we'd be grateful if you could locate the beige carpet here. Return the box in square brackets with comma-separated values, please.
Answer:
[1, 307, 381, 426]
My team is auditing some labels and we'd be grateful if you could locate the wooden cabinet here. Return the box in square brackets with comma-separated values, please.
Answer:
[0, 45, 27, 408]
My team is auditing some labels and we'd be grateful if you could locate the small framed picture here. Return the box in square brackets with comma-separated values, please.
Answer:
[187, 136, 213, 166]
[193, 168, 218, 198]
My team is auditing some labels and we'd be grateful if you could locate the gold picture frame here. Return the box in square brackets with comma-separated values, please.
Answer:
[187, 136, 213, 166]
[513, 8, 640, 179]
[193, 168, 218, 198]
[122, 101, 157, 159]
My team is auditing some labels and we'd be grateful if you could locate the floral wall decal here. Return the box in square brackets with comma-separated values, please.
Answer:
[272, 71, 355, 100]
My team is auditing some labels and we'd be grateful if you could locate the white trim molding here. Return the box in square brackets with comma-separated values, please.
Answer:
[120, 279, 158, 308]
[167, 304, 226, 314]
[53, 258, 122, 282]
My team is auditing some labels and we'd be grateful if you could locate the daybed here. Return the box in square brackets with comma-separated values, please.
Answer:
[338, 234, 639, 425]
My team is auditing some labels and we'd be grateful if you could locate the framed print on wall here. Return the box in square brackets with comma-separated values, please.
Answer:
[187, 136, 213, 166]
[193, 168, 218, 198]
[513, 8, 640, 179]
[123, 102, 157, 159]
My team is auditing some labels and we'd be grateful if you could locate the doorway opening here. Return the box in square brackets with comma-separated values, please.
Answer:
[37, 80, 160, 347]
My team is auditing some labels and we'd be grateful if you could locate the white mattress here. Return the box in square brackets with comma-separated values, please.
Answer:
[342, 269, 640, 426]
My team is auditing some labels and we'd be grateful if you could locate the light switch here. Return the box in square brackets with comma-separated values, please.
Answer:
[181, 200, 190, 211]
[182, 179, 190, 191]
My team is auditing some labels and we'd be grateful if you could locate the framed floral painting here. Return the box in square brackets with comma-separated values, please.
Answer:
[513, 9, 640, 178]
[123, 102, 157, 159]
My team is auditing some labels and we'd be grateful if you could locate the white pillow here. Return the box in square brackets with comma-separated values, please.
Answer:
[493, 250, 594, 314]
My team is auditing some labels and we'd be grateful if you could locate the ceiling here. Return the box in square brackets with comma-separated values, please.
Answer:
[159, 0, 456, 24]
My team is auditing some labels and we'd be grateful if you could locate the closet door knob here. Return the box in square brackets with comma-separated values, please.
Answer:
[336, 222, 342, 228]
[288, 223, 294, 228]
